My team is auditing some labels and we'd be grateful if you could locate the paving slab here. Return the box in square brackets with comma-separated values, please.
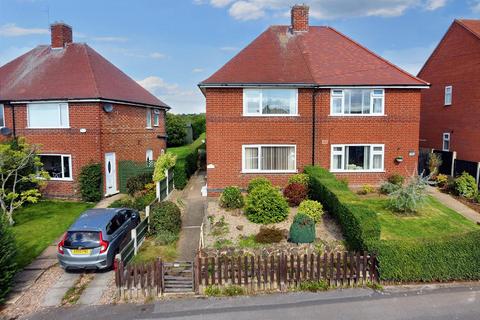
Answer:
[427, 186, 480, 223]
[13, 269, 45, 284]
[78, 271, 113, 305]
[24, 258, 57, 270]
[42, 272, 80, 307]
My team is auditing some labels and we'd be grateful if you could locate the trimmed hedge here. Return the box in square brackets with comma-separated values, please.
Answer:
[0, 216, 17, 304]
[79, 163, 103, 202]
[173, 147, 200, 190]
[372, 231, 480, 281]
[305, 166, 380, 251]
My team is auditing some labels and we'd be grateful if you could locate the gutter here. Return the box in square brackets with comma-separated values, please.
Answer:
[10, 97, 171, 110]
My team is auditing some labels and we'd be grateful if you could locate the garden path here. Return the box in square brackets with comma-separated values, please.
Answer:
[427, 186, 480, 223]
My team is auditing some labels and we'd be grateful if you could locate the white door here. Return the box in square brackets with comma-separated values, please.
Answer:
[105, 152, 117, 196]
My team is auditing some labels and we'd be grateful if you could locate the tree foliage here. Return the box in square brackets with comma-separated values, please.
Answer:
[166, 113, 187, 147]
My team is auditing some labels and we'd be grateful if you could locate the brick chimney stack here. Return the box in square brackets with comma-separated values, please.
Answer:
[291, 4, 309, 32]
[51, 22, 73, 48]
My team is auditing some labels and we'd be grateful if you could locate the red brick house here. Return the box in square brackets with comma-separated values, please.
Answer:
[0, 23, 169, 198]
[418, 19, 480, 162]
[199, 5, 429, 194]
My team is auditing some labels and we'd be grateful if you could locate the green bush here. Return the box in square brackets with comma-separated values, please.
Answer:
[247, 177, 272, 193]
[78, 163, 102, 202]
[289, 213, 316, 244]
[150, 201, 182, 236]
[428, 153, 442, 176]
[254, 226, 284, 243]
[298, 280, 329, 292]
[298, 200, 324, 223]
[454, 172, 478, 200]
[435, 174, 449, 188]
[154, 230, 179, 245]
[126, 172, 152, 196]
[387, 174, 405, 186]
[380, 182, 401, 195]
[222, 285, 244, 296]
[288, 174, 310, 187]
[245, 185, 289, 224]
[220, 186, 244, 209]
[173, 162, 188, 190]
[305, 166, 380, 251]
[204, 285, 222, 296]
[0, 216, 17, 304]
[132, 190, 156, 210]
[108, 197, 134, 208]
[357, 184, 375, 195]
[388, 175, 429, 213]
[372, 231, 480, 281]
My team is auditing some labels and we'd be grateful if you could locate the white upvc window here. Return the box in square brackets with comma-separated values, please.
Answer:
[243, 89, 298, 116]
[0, 104, 4, 127]
[442, 133, 450, 151]
[27, 103, 69, 128]
[146, 108, 152, 128]
[153, 109, 160, 127]
[330, 89, 384, 115]
[444, 86, 452, 106]
[242, 145, 296, 173]
[146, 149, 154, 164]
[39, 154, 72, 180]
[331, 144, 384, 172]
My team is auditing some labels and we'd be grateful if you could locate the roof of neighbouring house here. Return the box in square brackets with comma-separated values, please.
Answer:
[456, 19, 480, 39]
[0, 43, 169, 108]
[200, 26, 428, 87]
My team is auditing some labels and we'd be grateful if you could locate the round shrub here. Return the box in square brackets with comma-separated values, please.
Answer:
[283, 183, 308, 206]
[435, 174, 448, 188]
[298, 200, 323, 223]
[254, 226, 284, 243]
[247, 177, 272, 193]
[220, 186, 244, 209]
[78, 163, 102, 202]
[126, 172, 153, 196]
[455, 172, 478, 200]
[0, 216, 17, 304]
[150, 201, 182, 236]
[380, 182, 400, 195]
[245, 185, 289, 224]
[289, 213, 316, 244]
[357, 184, 375, 195]
[288, 174, 310, 187]
[387, 174, 405, 186]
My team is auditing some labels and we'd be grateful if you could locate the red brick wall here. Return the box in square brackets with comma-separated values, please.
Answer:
[418, 22, 480, 163]
[291, 5, 309, 32]
[3, 102, 166, 198]
[205, 88, 421, 193]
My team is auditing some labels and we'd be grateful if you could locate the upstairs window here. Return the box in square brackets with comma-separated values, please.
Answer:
[444, 86, 452, 106]
[243, 89, 297, 116]
[331, 89, 384, 115]
[331, 144, 384, 172]
[146, 108, 152, 128]
[442, 133, 450, 151]
[0, 104, 4, 127]
[27, 103, 69, 128]
[153, 109, 160, 126]
[39, 154, 72, 180]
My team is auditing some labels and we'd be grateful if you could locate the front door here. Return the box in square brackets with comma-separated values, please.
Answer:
[105, 152, 117, 196]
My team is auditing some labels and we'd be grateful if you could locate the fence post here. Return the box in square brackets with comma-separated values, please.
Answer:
[132, 228, 138, 255]
[156, 181, 160, 200]
[476, 162, 480, 185]
[164, 169, 169, 195]
[146, 205, 151, 234]
[451, 151, 457, 177]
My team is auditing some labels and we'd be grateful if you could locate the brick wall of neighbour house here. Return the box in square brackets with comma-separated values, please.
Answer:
[205, 88, 421, 194]
[2, 102, 166, 198]
[418, 22, 480, 163]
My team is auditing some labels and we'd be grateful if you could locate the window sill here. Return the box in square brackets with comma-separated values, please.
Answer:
[242, 170, 298, 174]
[330, 170, 385, 174]
[27, 127, 71, 129]
[145, 127, 153, 130]
[243, 114, 300, 117]
[328, 114, 386, 117]
[49, 178, 74, 182]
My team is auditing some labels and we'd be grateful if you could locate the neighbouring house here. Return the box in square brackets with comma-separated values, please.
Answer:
[418, 19, 480, 162]
[0, 22, 169, 198]
[199, 4, 429, 195]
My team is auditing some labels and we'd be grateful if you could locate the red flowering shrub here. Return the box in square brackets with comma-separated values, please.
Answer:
[283, 183, 308, 207]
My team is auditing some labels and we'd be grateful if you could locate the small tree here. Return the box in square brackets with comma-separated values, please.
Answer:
[166, 113, 187, 147]
[0, 139, 49, 225]
[153, 152, 176, 182]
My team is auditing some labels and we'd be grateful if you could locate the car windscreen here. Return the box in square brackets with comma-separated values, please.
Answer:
[63, 231, 100, 248]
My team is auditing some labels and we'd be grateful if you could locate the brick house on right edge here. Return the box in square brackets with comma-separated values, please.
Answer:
[199, 4, 429, 195]
[418, 19, 480, 163]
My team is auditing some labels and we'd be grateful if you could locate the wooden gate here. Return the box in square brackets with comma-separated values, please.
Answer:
[163, 261, 194, 293]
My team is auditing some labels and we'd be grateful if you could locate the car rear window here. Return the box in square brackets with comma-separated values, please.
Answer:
[64, 231, 100, 248]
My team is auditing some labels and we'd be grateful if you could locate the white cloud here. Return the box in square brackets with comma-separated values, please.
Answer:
[91, 36, 128, 42]
[192, 68, 205, 73]
[197, 0, 449, 21]
[382, 44, 436, 76]
[150, 52, 166, 59]
[220, 46, 239, 51]
[0, 23, 48, 37]
[471, 0, 480, 13]
[137, 76, 205, 113]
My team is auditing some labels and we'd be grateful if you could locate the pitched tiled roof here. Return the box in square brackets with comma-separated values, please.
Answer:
[200, 26, 428, 86]
[0, 43, 169, 108]
[456, 19, 480, 39]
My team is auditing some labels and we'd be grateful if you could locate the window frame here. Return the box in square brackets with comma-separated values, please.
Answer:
[442, 133, 450, 151]
[153, 109, 160, 127]
[330, 89, 385, 116]
[444, 86, 452, 106]
[39, 154, 73, 181]
[241, 144, 297, 173]
[0, 104, 4, 128]
[146, 108, 152, 129]
[27, 102, 70, 129]
[243, 89, 299, 117]
[146, 149, 154, 165]
[330, 144, 385, 173]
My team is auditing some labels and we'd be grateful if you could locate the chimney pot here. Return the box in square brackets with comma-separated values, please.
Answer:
[50, 22, 73, 48]
[291, 4, 309, 32]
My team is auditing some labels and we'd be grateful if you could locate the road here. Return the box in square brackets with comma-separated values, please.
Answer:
[24, 284, 480, 320]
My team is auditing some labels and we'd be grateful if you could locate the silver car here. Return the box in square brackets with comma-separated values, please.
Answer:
[57, 208, 140, 270]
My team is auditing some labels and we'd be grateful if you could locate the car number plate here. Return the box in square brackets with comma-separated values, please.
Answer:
[71, 249, 91, 255]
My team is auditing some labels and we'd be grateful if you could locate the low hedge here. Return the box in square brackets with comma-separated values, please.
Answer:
[78, 163, 102, 202]
[173, 147, 200, 190]
[372, 231, 480, 281]
[304, 166, 380, 251]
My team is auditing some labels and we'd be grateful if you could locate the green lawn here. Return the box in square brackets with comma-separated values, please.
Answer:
[167, 132, 206, 160]
[131, 238, 177, 264]
[12, 200, 94, 269]
[363, 195, 479, 241]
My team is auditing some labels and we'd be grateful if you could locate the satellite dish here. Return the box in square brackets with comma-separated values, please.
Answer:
[103, 103, 114, 113]
[0, 127, 12, 136]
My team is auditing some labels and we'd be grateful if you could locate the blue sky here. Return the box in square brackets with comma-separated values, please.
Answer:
[0, 0, 479, 113]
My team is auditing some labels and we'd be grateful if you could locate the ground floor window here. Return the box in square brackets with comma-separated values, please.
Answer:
[331, 144, 384, 172]
[39, 154, 72, 180]
[243, 145, 296, 173]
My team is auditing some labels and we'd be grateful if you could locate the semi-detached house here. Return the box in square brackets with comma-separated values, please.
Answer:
[0, 23, 169, 198]
[199, 5, 429, 195]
